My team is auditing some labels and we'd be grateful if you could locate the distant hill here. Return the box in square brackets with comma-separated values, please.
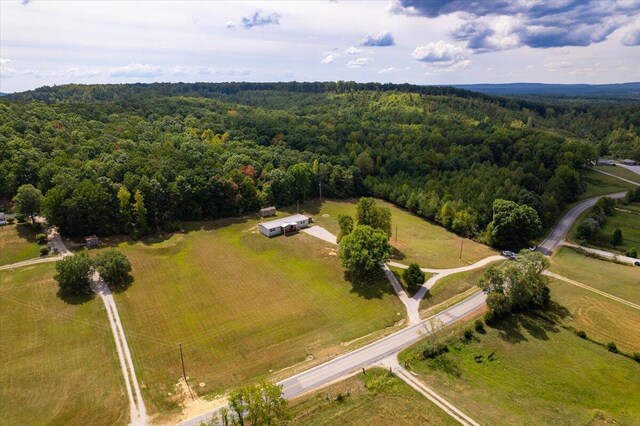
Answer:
[451, 82, 640, 100]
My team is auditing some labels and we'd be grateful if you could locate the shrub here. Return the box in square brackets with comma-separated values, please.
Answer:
[474, 319, 485, 332]
[403, 263, 426, 290]
[421, 343, 449, 359]
[35, 233, 47, 244]
[626, 247, 637, 258]
[576, 330, 587, 339]
[607, 342, 618, 353]
[484, 310, 498, 325]
[463, 329, 474, 340]
[632, 353, 640, 363]
[39, 246, 50, 256]
[7, 218, 15, 224]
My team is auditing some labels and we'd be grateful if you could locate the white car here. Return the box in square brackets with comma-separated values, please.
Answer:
[501, 250, 517, 259]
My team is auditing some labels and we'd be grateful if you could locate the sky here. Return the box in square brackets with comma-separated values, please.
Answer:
[1, 0, 640, 93]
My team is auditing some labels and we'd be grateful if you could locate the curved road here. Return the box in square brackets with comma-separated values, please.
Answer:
[537, 192, 626, 255]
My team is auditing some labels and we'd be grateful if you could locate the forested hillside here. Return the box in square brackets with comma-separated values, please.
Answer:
[1, 82, 638, 246]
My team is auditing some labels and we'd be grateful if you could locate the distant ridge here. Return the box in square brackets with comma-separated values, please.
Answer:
[451, 82, 640, 99]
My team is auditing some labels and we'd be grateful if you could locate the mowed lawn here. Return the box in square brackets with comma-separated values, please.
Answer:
[550, 247, 640, 305]
[0, 223, 41, 266]
[568, 203, 640, 255]
[549, 279, 640, 353]
[109, 217, 404, 415]
[418, 263, 500, 318]
[289, 368, 456, 426]
[400, 314, 640, 425]
[0, 264, 127, 426]
[297, 199, 496, 269]
[595, 165, 640, 184]
[580, 168, 636, 200]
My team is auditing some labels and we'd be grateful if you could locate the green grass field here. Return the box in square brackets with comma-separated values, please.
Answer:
[580, 169, 636, 200]
[550, 247, 640, 305]
[594, 165, 640, 184]
[289, 368, 456, 425]
[418, 264, 499, 318]
[568, 201, 640, 254]
[400, 313, 640, 425]
[549, 279, 640, 354]
[105, 217, 404, 417]
[0, 223, 42, 265]
[297, 199, 495, 269]
[0, 263, 127, 425]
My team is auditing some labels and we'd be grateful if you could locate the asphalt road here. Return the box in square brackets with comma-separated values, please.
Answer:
[179, 292, 486, 426]
[537, 192, 626, 255]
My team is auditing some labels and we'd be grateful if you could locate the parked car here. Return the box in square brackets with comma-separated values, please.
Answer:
[529, 245, 537, 251]
[635, 261, 640, 267]
[0, 212, 6, 226]
[502, 250, 517, 259]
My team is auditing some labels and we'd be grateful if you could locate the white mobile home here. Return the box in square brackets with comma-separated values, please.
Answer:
[258, 214, 311, 237]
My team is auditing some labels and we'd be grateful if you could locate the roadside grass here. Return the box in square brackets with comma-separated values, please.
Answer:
[580, 169, 636, 200]
[399, 311, 640, 425]
[289, 368, 456, 426]
[0, 263, 127, 426]
[296, 199, 496, 269]
[548, 279, 640, 353]
[567, 203, 640, 255]
[594, 165, 640, 184]
[105, 217, 404, 418]
[418, 264, 498, 319]
[0, 223, 42, 266]
[550, 247, 640, 305]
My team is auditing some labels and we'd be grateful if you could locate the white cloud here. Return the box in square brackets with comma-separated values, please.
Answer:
[345, 47, 363, 55]
[109, 63, 163, 78]
[412, 41, 467, 63]
[321, 53, 339, 64]
[225, 21, 237, 29]
[544, 60, 573, 71]
[347, 57, 372, 68]
[0, 58, 12, 65]
[378, 66, 400, 73]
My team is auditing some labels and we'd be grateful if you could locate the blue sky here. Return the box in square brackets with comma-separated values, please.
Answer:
[1, 0, 639, 92]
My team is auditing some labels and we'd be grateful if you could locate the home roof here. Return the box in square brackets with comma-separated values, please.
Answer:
[259, 214, 309, 230]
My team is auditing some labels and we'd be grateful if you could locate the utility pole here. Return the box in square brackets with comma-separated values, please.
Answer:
[179, 343, 194, 399]
[459, 238, 464, 260]
[395, 225, 398, 243]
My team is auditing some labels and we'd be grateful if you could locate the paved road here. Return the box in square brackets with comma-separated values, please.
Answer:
[179, 291, 486, 426]
[537, 192, 626, 255]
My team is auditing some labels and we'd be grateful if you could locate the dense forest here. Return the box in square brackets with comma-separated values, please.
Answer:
[1, 82, 639, 246]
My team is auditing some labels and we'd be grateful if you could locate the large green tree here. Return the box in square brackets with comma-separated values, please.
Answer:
[355, 197, 392, 237]
[94, 249, 132, 290]
[13, 184, 42, 224]
[337, 214, 354, 243]
[339, 225, 391, 274]
[226, 382, 289, 426]
[403, 263, 426, 291]
[489, 199, 541, 249]
[478, 251, 551, 318]
[55, 254, 93, 296]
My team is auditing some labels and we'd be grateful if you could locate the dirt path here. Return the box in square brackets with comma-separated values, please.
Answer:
[0, 255, 63, 271]
[378, 356, 480, 426]
[49, 228, 148, 425]
[544, 270, 640, 311]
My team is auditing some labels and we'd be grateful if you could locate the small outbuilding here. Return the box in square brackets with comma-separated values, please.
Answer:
[85, 235, 100, 248]
[258, 214, 311, 237]
[596, 158, 615, 166]
[259, 206, 277, 218]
